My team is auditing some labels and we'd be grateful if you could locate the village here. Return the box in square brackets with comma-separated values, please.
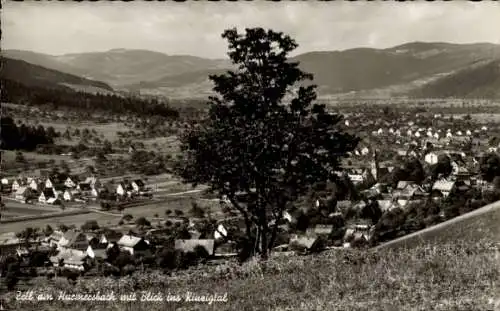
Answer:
[1, 105, 500, 287]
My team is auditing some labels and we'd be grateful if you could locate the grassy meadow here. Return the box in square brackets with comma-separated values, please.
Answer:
[2, 240, 499, 311]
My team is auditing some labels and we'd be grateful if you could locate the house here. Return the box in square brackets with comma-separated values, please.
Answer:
[99, 230, 123, 247]
[28, 179, 39, 191]
[38, 188, 57, 204]
[14, 187, 33, 203]
[58, 230, 89, 251]
[1, 178, 8, 185]
[117, 235, 149, 255]
[11, 179, 22, 192]
[424, 152, 439, 165]
[131, 179, 146, 193]
[214, 224, 228, 240]
[0, 232, 23, 256]
[45, 178, 54, 189]
[43, 231, 65, 248]
[175, 239, 215, 256]
[49, 249, 90, 271]
[432, 180, 456, 198]
[116, 183, 131, 197]
[63, 190, 73, 201]
[64, 177, 77, 188]
[394, 182, 427, 206]
[78, 182, 99, 198]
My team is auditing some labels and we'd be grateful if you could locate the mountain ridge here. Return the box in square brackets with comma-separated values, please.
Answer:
[4, 41, 500, 99]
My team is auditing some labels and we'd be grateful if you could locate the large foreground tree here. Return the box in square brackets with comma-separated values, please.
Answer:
[177, 28, 359, 259]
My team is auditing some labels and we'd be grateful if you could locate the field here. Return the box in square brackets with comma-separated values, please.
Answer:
[0, 193, 213, 234]
[2, 239, 498, 311]
[1, 200, 65, 220]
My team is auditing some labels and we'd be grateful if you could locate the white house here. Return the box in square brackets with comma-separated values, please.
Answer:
[466, 130, 472, 136]
[424, 152, 439, 165]
[63, 190, 73, 201]
[117, 235, 149, 255]
[131, 180, 146, 193]
[446, 132, 453, 138]
[28, 179, 39, 191]
[116, 183, 126, 196]
[432, 180, 456, 198]
[344, 120, 350, 127]
[39, 189, 56, 204]
[1, 178, 9, 185]
[214, 224, 228, 240]
[45, 178, 54, 189]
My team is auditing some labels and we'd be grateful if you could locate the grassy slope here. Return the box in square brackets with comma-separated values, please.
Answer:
[2, 240, 498, 311]
[377, 200, 500, 250]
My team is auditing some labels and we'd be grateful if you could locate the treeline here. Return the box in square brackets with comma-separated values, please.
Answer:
[1, 116, 55, 151]
[1, 79, 180, 119]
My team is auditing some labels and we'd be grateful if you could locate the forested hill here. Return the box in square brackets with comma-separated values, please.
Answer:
[1, 78, 180, 119]
[408, 59, 500, 99]
[1, 57, 113, 93]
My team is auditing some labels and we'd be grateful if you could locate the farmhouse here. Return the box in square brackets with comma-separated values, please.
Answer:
[28, 179, 39, 191]
[1, 178, 8, 185]
[131, 179, 146, 193]
[42, 231, 65, 248]
[58, 230, 89, 251]
[38, 188, 57, 204]
[432, 180, 456, 198]
[117, 234, 149, 255]
[49, 249, 90, 271]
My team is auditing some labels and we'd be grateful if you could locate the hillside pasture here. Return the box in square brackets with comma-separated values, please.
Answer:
[2, 240, 498, 311]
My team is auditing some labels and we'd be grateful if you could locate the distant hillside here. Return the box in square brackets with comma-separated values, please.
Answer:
[5, 42, 500, 98]
[408, 59, 500, 99]
[293, 42, 500, 95]
[0, 57, 114, 93]
[3, 49, 231, 88]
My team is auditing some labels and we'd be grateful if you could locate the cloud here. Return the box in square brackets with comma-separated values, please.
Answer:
[2, 1, 499, 58]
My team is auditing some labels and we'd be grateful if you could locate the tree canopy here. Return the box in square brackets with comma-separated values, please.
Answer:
[177, 28, 359, 258]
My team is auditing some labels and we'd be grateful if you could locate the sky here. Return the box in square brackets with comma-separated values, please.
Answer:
[2, 1, 500, 59]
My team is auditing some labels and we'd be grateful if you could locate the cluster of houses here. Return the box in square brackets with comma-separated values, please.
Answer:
[0, 222, 227, 272]
[0, 175, 150, 206]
